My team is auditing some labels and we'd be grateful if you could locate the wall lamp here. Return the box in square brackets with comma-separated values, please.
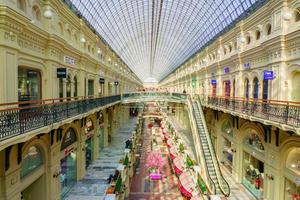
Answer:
[266, 173, 274, 180]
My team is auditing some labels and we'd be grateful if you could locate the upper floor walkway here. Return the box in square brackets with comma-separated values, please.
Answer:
[0, 92, 299, 147]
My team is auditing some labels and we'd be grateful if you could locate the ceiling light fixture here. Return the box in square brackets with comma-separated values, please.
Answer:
[44, 9, 53, 19]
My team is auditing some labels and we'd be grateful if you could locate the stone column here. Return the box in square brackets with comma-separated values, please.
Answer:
[49, 137, 63, 200]
[0, 149, 6, 200]
[103, 110, 109, 147]
[0, 46, 18, 104]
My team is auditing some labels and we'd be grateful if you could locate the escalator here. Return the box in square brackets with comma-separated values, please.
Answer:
[191, 100, 230, 196]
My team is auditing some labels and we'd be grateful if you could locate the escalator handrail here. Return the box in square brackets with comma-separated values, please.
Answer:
[196, 97, 231, 197]
[187, 96, 217, 195]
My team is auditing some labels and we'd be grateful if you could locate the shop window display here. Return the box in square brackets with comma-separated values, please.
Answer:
[18, 67, 41, 102]
[222, 138, 233, 172]
[285, 178, 300, 200]
[244, 132, 264, 152]
[85, 118, 94, 168]
[60, 128, 77, 198]
[221, 120, 233, 137]
[20, 146, 43, 179]
[242, 151, 264, 199]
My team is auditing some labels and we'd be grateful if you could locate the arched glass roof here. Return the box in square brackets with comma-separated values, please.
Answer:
[68, 0, 266, 82]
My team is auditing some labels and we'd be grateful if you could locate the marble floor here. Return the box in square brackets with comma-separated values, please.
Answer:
[128, 120, 183, 200]
[63, 117, 137, 200]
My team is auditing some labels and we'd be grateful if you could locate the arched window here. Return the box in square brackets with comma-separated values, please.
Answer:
[67, 29, 71, 40]
[17, 0, 26, 12]
[245, 78, 250, 98]
[266, 23, 272, 35]
[244, 131, 264, 152]
[253, 77, 259, 99]
[66, 75, 71, 98]
[295, 8, 300, 22]
[58, 22, 63, 35]
[20, 146, 43, 179]
[221, 120, 233, 137]
[73, 76, 78, 97]
[32, 5, 41, 21]
[286, 148, 300, 173]
[255, 30, 261, 40]
[246, 36, 251, 44]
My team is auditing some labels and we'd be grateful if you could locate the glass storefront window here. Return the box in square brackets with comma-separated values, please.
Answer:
[221, 120, 233, 137]
[66, 75, 71, 98]
[285, 178, 300, 200]
[88, 79, 94, 96]
[242, 151, 264, 199]
[60, 153, 76, 198]
[18, 67, 41, 102]
[86, 138, 93, 168]
[222, 137, 233, 172]
[244, 131, 264, 152]
[21, 146, 43, 179]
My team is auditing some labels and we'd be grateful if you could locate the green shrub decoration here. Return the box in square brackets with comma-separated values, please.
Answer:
[197, 174, 207, 193]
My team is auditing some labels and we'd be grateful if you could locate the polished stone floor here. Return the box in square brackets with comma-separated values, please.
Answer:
[63, 117, 137, 200]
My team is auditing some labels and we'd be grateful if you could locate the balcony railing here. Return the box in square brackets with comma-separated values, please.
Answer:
[201, 96, 300, 128]
[0, 95, 121, 141]
[122, 92, 187, 102]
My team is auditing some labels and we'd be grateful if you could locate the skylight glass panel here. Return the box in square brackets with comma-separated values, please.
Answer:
[67, 0, 266, 82]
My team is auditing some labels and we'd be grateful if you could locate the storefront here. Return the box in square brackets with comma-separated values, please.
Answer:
[221, 120, 234, 172]
[88, 79, 94, 96]
[18, 67, 41, 102]
[85, 118, 94, 168]
[98, 112, 105, 150]
[284, 148, 300, 200]
[242, 131, 265, 199]
[21, 145, 46, 200]
[60, 128, 77, 198]
[223, 80, 230, 98]
[211, 80, 217, 97]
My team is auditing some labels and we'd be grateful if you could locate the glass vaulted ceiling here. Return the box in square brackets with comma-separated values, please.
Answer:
[69, 0, 265, 82]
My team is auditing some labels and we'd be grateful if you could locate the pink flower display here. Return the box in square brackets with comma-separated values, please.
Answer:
[145, 151, 166, 172]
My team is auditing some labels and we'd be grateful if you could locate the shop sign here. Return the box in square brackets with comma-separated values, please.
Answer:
[57, 68, 67, 78]
[224, 67, 230, 74]
[64, 55, 76, 65]
[211, 80, 217, 85]
[61, 128, 77, 151]
[264, 70, 274, 80]
[244, 63, 251, 70]
[99, 78, 105, 84]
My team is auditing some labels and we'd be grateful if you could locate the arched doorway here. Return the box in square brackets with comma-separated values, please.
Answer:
[284, 147, 300, 200]
[244, 78, 250, 98]
[253, 77, 259, 99]
[60, 128, 78, 198]
[20, 145, 46, 200]
[85, 118, 95, 168]
[66, 75, 71, 99]
[73, 76, 78, 97]
[242, 130, 265, 199]
[220, 119, 234, 173]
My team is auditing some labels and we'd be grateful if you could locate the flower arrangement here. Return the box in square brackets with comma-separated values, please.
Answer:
[145, 151, 166, 173]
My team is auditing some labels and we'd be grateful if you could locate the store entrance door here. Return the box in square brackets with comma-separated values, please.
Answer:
[22, 174, 46, 200]
[223, 80, 231, 98]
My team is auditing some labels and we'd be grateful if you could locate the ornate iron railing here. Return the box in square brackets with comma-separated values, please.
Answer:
[122, 92, 187, 102]
[202, 96, 300, 127]
[0, 95, 121, 141]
